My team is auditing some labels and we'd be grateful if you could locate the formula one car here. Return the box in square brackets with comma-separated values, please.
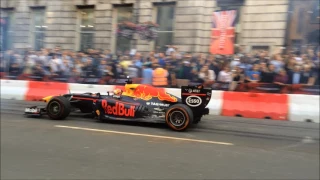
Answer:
[24, 78, 212, 131]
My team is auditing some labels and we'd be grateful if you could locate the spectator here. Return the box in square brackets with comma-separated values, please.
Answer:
[133, 52, 143, 68]
[300, 64, 313, 85]
[274, 68, 288, 85]
[285, 57, 296, 72]
[32, 63, 46, 80]
[82, 59, 97, 77]
[312, 61, 320, 85]
[157, 53, 166, 68]
[245, 64, 261, 83]
[127, 64, 139, 78]
[199, 65, 215, 82]
[104, 65, 115, 78]
[119, 56, 132, 69]
[9, 62, 21, 77]
[230, 55, 240, 69]
[152, 63, 168, 87]
[166, 45, 176, 56]
[98, 59, 108, 77]
[190, 61, 200, 82]
[207, 55, 220, 80]
[288, 65, 302, 84]
[260, 64, 276, 83]
[270, 54, 284, 72]
[232, 66, 245, 83]
[141, 63, 153, 85]
[60, 59, 72, 78]
[229, 66, 245, 90]
[218, 66, 232, 83]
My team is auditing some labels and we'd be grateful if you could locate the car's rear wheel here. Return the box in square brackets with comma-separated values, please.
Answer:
[46, 96, 71, 120]
[165, 104, 194, 131]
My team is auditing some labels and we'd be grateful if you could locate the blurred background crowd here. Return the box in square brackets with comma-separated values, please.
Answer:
[1, 45, 319, 93]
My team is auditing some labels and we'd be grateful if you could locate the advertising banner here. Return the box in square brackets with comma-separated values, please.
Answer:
[210, 10, 237, 55]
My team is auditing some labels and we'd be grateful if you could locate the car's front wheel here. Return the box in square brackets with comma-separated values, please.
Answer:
[165, 104, 194, 131]
[46, 96, 71, 120]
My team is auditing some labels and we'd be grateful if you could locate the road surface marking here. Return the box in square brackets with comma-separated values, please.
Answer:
[55, 125, 234, 146]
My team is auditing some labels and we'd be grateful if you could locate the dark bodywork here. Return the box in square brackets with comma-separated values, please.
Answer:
[25, 84, 212, 123]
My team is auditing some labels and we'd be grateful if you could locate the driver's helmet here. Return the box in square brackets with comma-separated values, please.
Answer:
[113, 88, 122, 96]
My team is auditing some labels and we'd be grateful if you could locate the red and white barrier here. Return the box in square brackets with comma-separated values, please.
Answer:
[288, 94, 320, 123]
[222, 92, 288, 120]
[0, 80, 29, 100]
[0, 80, 319, 123]
[68, 83, 115, 94]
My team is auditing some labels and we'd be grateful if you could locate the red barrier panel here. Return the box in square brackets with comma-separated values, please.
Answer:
[25, 81, 69, 101]
[222, 92, 288, 120]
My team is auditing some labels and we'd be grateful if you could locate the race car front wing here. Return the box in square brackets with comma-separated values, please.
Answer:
[24, 106, 46, 116]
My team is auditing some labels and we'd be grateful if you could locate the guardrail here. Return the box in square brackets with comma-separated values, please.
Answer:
[1, 79, 319, 123]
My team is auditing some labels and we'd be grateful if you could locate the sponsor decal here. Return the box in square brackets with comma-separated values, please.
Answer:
[146, 102, 170, 107]
[187, 88, 201, 93]
[101, 100, 135, 117]
[185, 96, 202, 107]
[25, 108, 39, 113]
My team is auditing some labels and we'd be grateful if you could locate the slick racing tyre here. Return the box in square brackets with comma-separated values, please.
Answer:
[165, 104, 194, 131]
[46, 96, 71, 120]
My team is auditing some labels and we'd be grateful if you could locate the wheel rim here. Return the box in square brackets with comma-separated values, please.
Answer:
[169, 111, 186, 127]
[49, 101, 61, 115]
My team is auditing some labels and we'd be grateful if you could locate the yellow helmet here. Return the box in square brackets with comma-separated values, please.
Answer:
[113, 88, 122, 96]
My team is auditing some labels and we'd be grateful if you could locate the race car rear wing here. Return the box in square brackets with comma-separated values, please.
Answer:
[181, 85, 212, 114]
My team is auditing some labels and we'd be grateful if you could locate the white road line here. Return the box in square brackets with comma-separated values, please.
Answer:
[55, 125, 234, 146]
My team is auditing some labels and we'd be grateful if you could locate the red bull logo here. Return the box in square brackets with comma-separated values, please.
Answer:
[101, 100, 136, 117]
[121, 85, 177, 102]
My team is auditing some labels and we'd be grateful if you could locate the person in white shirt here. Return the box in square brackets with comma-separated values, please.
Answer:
[199, 65, 215, 81]
[218, 66, 232, 82]
[166, 45, 176, 56]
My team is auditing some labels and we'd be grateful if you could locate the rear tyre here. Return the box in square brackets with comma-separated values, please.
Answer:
[165, 104, 194, 131]
[46, 96, 71, 120]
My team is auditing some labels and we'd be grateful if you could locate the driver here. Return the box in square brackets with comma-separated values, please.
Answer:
[113, 88, 123, 96]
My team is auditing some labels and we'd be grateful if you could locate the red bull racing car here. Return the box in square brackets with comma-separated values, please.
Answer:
[24, 78, 212, 131]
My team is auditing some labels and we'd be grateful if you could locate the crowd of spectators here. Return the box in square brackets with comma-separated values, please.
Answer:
[0, 45, 319, 93]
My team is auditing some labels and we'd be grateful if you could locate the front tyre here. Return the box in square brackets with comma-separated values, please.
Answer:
[165, 104, 194, 131]
[46, 96, 71, 120]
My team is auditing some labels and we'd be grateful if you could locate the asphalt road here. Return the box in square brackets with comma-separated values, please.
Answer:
[1, 99, 319, 179]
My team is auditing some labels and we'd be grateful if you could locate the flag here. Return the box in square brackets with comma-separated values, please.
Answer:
[210, 10, 237, 55]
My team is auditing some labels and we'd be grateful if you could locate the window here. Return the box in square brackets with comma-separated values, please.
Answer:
[0, 10, 14, 51]
[310, 0, 319, 23]
[31, 8, 46, 50]
[154, 3, 175, 52]
[297, 8, 305, 34]
[79, 8, 95, 52]
[116, 6, 133, 53]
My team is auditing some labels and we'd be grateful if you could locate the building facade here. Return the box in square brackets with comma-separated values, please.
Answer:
[0, 0, 319, 54]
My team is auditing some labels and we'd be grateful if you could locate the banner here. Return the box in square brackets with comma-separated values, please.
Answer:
[210, 10, 237, 55]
